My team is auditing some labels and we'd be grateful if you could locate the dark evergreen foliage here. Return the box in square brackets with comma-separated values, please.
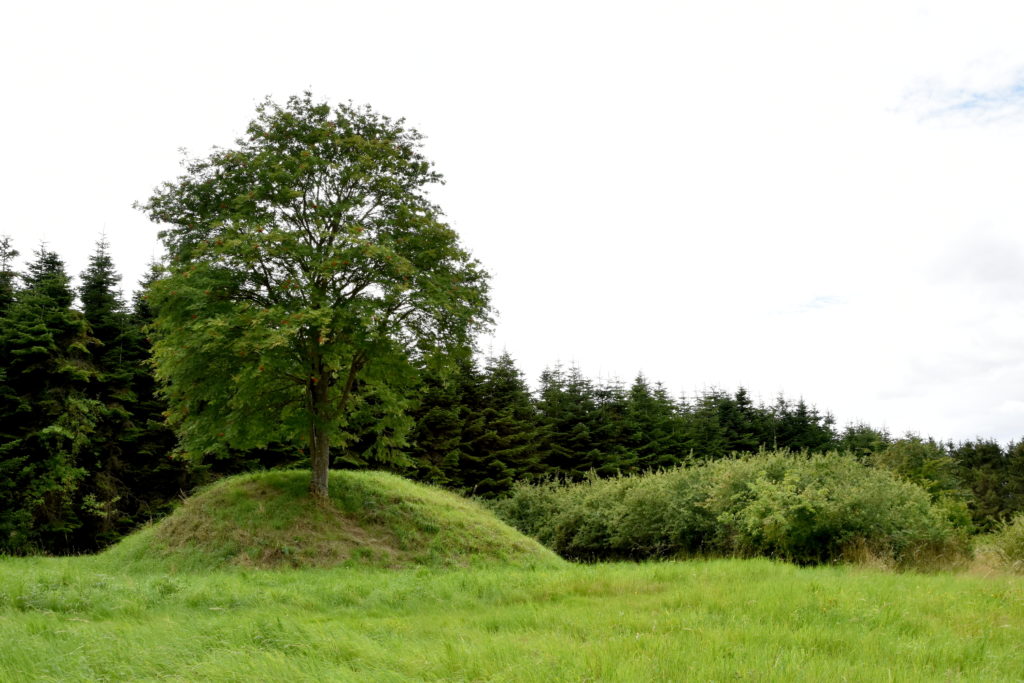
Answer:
[769, 396, 836, 452]
[870, 436, 962, 501]
[0, 247, 99, 553]
[0, 237, 17, 317]
[458, 353, 543, 496]
[686, 388, 756, 459]
[1005, 440, 1024, 519]
[405, 358, 476, 487]
[123, 263, 195, 498]
[78, 249, 195, 546]
[403, 353, 542, 496]
[588, 378, 637, 476]
[536, 364, 600, 480]
[0, 244, 195, 554]
[952, 438, 1023, 531]
[623, 375, 683, 472]
[835, 422, 891, 458]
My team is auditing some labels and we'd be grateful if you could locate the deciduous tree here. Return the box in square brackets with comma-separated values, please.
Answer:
[139, 93, 491, 501]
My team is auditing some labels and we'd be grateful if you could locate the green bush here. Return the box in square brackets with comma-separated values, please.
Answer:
[977, 512, 1024, 572]
[491, 451, 964, 566]
[611, 466, 716, 557]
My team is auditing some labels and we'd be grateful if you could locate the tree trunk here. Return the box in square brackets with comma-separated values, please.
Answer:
[308, 372, 331, 503]
[309, 422, 330, 503]
[307, 355, 360, 503]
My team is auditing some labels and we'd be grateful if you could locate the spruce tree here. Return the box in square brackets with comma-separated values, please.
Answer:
[405, 357, 477, 487]
[1004, 439, 1024, 518]
[835, 422, 890, 458]
[121, 264, 194, 521]
[770, 396, 836, 452]
[0, 248, 100, 553]
[0, 237, 19, 444]
[0, 236, 17, 317]
[457, 353, 542, 496]
[870, 436, 962, 501]
[536, 364, 600, 480]
[722, 387, 765, 453]
[74, 244, 200, 546]
[75, 238, 138, 545]
[623, 374, 683, 471]
[684, 388, 733, 459]
[588, 377, 636, 475]
[952, 438, 1010, 531]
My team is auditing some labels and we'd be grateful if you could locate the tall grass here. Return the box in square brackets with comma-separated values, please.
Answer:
[976, 512, 1024, 573]
[1, 556, 1022, 681]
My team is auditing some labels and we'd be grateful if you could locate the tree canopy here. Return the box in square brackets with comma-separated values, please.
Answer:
[139, 93, 491, 500]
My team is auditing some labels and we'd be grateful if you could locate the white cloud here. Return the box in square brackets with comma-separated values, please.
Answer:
[904, 71, 1024, 124]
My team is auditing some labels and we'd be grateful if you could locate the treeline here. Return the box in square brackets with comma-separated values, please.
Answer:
[491, 451, 965, 566]
[401, 354, 1024, 534]
[402, 356, 839, 492]
[1, 237, 1023, 554]
[0, 239, 190, 555]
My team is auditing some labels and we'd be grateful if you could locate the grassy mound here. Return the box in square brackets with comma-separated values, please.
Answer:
[102, 470, 563, 571]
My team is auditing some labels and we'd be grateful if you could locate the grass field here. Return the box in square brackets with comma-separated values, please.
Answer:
[2, 556, 1023, 681]
[4, 471, 1021, 681]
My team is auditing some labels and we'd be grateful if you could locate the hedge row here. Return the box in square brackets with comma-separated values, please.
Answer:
[491, 451, 965, 565]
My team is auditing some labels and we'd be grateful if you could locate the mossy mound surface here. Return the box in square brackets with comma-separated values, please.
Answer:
[103, 470, 563, 571]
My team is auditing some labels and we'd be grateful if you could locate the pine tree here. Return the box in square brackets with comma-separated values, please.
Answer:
[80, 239, 130, 372]
[723, 387, 766, 453]
[685, 387, 763, 456]
[73, 244, 200, 546]
[536, 364, 600, 480]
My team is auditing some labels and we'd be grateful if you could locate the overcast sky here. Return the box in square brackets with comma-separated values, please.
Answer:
[3, 1, 1024, 443]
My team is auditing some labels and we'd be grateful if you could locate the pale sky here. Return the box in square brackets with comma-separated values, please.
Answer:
[3, 1, 1024, 444]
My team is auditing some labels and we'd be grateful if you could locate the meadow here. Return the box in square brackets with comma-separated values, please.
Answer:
[3, 469, 1022, 681]
[2, 555, 1023, 681]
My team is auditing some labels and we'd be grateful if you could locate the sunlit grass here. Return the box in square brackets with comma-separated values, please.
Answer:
[2, 556, 1022, 681]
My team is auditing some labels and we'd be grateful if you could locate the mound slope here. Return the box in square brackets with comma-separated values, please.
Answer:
[104, 470, 563, 571]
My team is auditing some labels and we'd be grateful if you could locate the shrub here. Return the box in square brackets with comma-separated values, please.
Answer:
[491, 451, 964, 566]
[977, 512, 1024, 572]
[611, 466, 717, 557]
